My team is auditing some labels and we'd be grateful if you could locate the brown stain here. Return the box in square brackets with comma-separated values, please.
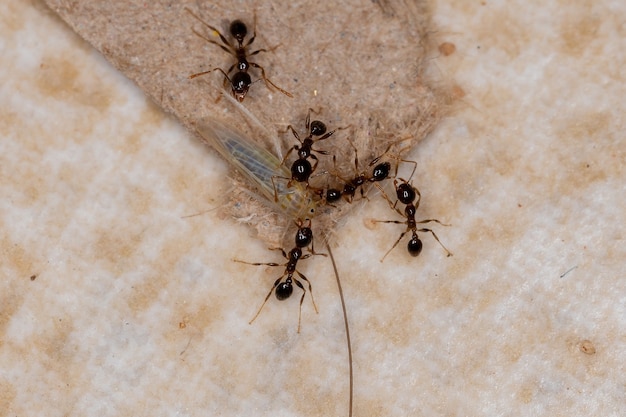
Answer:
[177, 303, 223, 335]
[558, 3, 600, 57]
[474, 6, 529, 58]
[126, 274, 163, 314]
[0, 285, 25, 345]
[579, 339, 596, 355]
[503, 343, 523, 363]
[449, 84, 466, 100]
[438, 42, 456, 56]
[0, 0, 26, 33]
[93, 226, 144, 273]
[36, 53, 114, 113]
[284, 339, 347, 417]
[122, 100, 166, 155]
[39, 316, 76, 368]
[551, 111, 614, 191]
[0, 377, 17, 415]
[1, 239, 38, 285]
[517, 382, 535, 404]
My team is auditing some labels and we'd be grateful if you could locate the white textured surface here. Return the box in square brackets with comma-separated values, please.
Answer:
[1, 0, 625, 416]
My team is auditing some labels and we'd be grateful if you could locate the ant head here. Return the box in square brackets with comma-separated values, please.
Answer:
[326, 188, 342, 203]
[309, 120, 327, 137]
[275, 281, 293, 300]
[231, 72, 252, 101]
[290, 159, 312, 182]
[295, 225, 313, 249]
[229, 20, 248, 44]
[396, 182, 416, 205]
[407, 235, 423, 257]
[371, 162, 391, 182]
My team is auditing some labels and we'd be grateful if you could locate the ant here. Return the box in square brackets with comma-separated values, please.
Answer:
[234, 219, 325, 332]
[322, 136, 420, 204]
[185, 8, 292, 101]
[324, 139, 415, 203]
[271, 109, 338, 202]
[374, 178, 453, 262]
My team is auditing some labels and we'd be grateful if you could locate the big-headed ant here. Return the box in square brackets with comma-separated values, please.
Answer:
[271, 109, 338, 202]
[374, 179, 452, 262]
[323, 139, 415, 204]
[319, 135, 420, 205]
[234, 219, 325, 332]
[185, 8, 292, 101]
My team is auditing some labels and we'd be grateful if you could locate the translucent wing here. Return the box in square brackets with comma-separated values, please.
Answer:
[196, 118, 316, 219]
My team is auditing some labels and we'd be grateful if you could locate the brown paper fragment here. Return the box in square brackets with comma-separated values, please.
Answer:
[43, 0, 447, 247]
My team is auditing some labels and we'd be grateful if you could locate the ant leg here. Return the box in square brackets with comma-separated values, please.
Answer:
[310, 154, 319, 173]
[379, 229, 409, 263]
[185, 8, 234, 52]
[233, 259, 281, 267]
[346, 138, 360, 173]
[245, 10, 258, 48]
[249, 62, 293, 97]
[296, 270, 319, 314]
[404, 158, 417, 181]
[417, 228, 453, 257]
[374, 183, 398, 212]
[285, 125, 302, 141]
[267, 247, 289, 259]
[316, 129, 337, 143]
[190, 28, 233, 54]
[417, 218, 451, 227]
[189, 66, 233, 84]
[248, 47, 271, 57]
[293, 278, 306, 333]
[249, 277, 283, 325]
[305, 108, 312, 130]
[279, 146, 296, 167]
[271, 175, 290, 202]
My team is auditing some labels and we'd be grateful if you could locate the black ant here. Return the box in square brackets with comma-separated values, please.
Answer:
[322, 138, 418, 204]
[271, 109, 338, 202]
[323, 139, 403, 203]
[234, 219, 325, 332]
[374, 179, 452, 262]
[185, 8, 292, 101]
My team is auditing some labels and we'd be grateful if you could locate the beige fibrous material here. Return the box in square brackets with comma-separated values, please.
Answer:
[44, 0, 449, 248]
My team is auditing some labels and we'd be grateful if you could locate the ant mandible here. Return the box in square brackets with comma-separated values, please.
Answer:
[271, 109, 338, 202]
[234, 219, 325, 332]
[374, 178, 453, 262]
[185, 8, 292, 101]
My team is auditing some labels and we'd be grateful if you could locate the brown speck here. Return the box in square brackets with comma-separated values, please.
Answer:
[450, 84, 465, 99]
[30, 274, 37, 281]
[579, 340, 596, 355]
[439, 42, 456, 56]
[363, 217, 378, 230]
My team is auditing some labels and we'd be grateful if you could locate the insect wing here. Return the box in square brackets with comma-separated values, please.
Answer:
[196, 119, 315, 218]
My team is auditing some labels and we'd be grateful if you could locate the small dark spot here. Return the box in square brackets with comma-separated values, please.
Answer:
[30, 274, 37, 281]
[579, 340, 596, 355]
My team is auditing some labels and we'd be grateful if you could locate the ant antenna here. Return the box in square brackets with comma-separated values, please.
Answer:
[326, 242, 353, 417]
